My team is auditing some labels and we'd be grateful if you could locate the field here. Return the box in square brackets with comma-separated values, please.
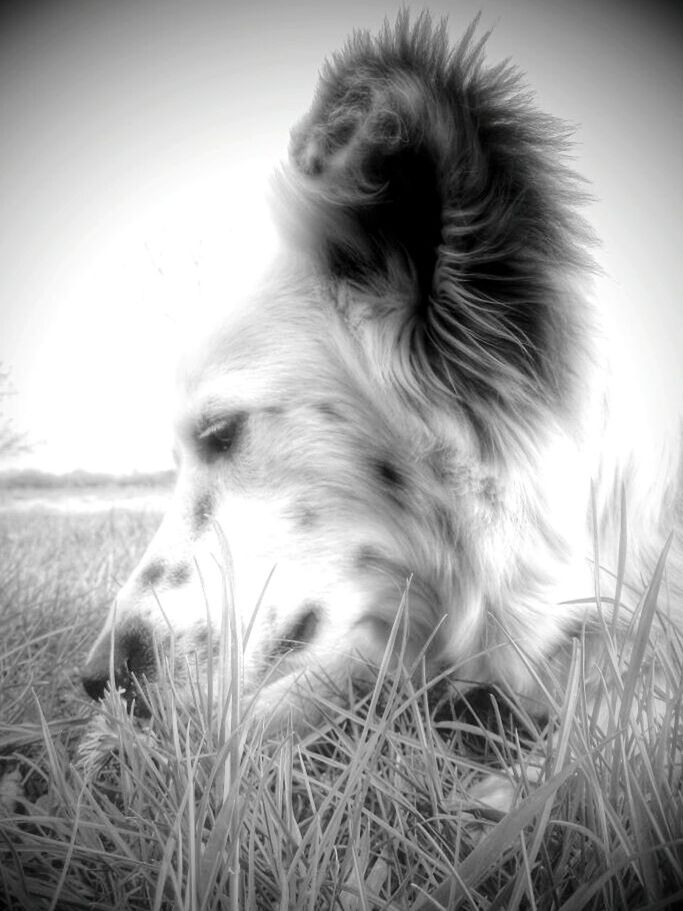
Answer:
[0, 490, 682, 910]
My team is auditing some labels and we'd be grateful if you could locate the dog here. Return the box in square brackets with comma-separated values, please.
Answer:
[81, 12, 681, 732]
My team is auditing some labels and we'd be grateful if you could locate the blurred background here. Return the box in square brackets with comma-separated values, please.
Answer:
[1, 0, 681, 475]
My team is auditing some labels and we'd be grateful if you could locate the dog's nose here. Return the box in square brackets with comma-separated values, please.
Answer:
[81, 669, 113, 703]
[81, 623, 156, 716]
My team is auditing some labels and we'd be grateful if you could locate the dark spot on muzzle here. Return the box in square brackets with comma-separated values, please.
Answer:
[167, 562, 192, 587]
[81, 622, 157, 717]
[139, 559, 192, 590]
[139, 559, 166, 588]
[271, 602, 322, 658]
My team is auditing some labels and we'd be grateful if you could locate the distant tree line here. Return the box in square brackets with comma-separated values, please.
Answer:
[0, 468, 176, 490]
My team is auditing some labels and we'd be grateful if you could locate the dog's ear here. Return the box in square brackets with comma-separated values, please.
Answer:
[286, 14, 448, 304]
[282, 13, 591, 437]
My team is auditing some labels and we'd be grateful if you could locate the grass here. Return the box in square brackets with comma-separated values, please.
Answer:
[0, 502, 682, 909]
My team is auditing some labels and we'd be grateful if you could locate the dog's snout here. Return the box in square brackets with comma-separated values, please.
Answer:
[81, 622, 157, 716]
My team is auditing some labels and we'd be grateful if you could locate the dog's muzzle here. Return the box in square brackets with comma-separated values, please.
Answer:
[80, 621, 157, 717]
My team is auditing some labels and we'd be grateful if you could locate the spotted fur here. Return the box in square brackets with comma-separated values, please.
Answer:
[82, 12, 681, 730]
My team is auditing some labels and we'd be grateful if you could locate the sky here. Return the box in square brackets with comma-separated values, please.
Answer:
[1, 0, 681, 474]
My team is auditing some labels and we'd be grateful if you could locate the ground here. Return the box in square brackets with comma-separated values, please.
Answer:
[0, 485, 681, 910]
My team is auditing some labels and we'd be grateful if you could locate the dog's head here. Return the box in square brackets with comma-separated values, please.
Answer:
[81, 15, 587, 725]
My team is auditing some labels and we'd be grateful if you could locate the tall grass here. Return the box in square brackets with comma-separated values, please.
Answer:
[1, 505, 682, 909]
[0, 508, 161, 723]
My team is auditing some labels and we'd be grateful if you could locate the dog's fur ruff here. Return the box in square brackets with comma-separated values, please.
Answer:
[82, 12, 681, 730]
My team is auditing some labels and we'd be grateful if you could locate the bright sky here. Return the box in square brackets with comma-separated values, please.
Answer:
[1, 0, 681, 473]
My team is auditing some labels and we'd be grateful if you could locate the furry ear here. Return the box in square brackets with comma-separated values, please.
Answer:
[282, 12, 592, 436]
[287, 14, 449, 302]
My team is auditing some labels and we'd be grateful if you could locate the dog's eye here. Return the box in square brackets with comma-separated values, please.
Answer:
[197, 412, 247, 458]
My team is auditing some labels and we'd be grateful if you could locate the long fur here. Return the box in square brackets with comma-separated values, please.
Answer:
[82, 12, 681, 730]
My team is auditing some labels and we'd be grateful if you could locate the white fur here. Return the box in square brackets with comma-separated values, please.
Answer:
[82, 14, 681, 732]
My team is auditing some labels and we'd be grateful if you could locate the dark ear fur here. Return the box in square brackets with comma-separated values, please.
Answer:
[283, 12, 592, 437]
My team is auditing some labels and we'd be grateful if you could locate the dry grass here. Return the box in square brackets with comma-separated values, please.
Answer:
[1, 502, 682, 909]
